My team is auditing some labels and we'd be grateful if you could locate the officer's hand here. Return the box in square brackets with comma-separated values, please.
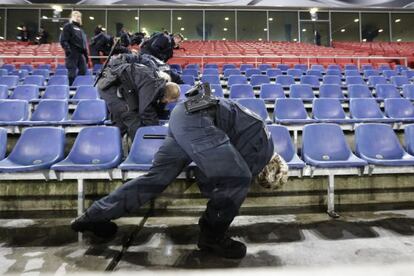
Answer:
[254, 153, 289, 190]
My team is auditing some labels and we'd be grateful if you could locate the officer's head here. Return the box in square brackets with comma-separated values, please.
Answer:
[173, 33, 184, 46]
[162, 82, 180, 104]
[70, 11, 82, 25]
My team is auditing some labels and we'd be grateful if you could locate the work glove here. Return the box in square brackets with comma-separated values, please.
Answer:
[254, 153, 289, 190]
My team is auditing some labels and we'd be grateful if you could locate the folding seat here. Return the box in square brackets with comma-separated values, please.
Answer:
[32, 69, 50, 79]
[204, 64, 218, 69]
[323, 75, 342, 86]
[368, 76, 387, 87]
[52, 126, 122, 171]
[402, 84, 414, 100]
[310, 64, 325, 72]
[379, 64, 392, 71]
[56, 64, 67, 70]
[403, 70, 414, 80]
[0, 128, 7, 160]
[258, 64, 272, 73]
[344, 70, 360, 77]
[273, 99, 314, 124]
[119, 126, 167, 170]
[312, 98, 352, 123]
[391, 76, 410, 88]
[23, 75, 45, 86]
[277, 64, 290, 73]
[267, 125, 305, 169]
[10, 69, 29, 80]
[364, 69, 380, 78]
[259, 83, 285, 101]
[229, 84, 254, 99]
[404, 124, 414, 156]
[319, 84, 345, 99]
[361, 64, 373, 71]
[291, 64, 306, 73]
[28, 100, 68, 124]
[42, 85, 70, 100]
[0, 69, 8, 77]
[266, 68, 282, 79]
[384, 98, 414, 122]
[302, 123, 367, 168]
[182, 68, 198, 78]
[47, 75, 69, 86]
[228, 75, 248, 87]
[276, 75, 295, 88]
[245, 68, 261, 78]
[346, 76, 365, 86]
[37, 64, 52, 71]
[350, 98, 393, 123]
[300, 75, 320, 88]
[355, 123, 414, 166]
[287, 69, 303, 79]
[55, 69, 68, 76]
[63, 100, 107, 125]
[1, 64, 16, 73]
[223, 69, 241, 79]
[170, 64, 182, 74]
[0, 85, 8, 99]
[181, 75, 195, 85]
[290, 84, 314, 100]
[210, 84, 224, 97]
[185, 64, 199, 72]
[92, 64, 103, 75]
[236, 98, 271, 123]
[71, 86, 99, 101]
[240, 64, 254, 73]
[327, 64, 341, 71]
[325, 69, 341, 76]
[201, 75, 221, 85]
[10, 85, 39, 101]
[202, 68, 219, 76]
[344, 64, 358, 71]
[0, 75, 19, 89]
[375, 84, 401, 100]
[250, 75, 270, 87]
[222, 64, 237, 72]
[20, 64, 33, 74]
[306, 69, 323, 79]
[0, 127, 65, 172]
[348, 84, 373, 98]
[72, 75, 94, 87]
[0, 100, 29, 125]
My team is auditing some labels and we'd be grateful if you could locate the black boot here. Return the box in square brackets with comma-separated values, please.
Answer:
[71, 213, 118, 238]
[198, 233, 246, 259]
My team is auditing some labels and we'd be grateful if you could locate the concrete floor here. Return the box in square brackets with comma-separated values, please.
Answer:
[1, 210, 414, 275]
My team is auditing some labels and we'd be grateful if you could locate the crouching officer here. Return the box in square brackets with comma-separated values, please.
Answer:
[71, 83, 289, 259]
[140, 32, 183, 62]
[60, 11, 89, 85]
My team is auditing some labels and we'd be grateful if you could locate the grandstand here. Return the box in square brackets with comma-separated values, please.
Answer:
[0, 0, 414, 275]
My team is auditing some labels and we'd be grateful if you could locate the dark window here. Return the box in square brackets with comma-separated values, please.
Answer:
[172, 10, 203, 40]
[107, 9, 138, 37]
[40, 9, 72, 43]
[6, 9, 39, 41]
[139, 10, 171, 37]
[361, 13, 390, 42]
[331, 12, 360, 42]
[391, 13, 414, 42]
[269, 11, 298, 42]
[205, 10, 235, 41]
[237, 11, 267, 41]
[78, 9, 106, 38]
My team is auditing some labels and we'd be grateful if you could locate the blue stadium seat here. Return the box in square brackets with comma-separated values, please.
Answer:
[42, 85, 70, 100]
[201, 74, 221, 85]
[236, 98, 271, 123]
[37, 64, 52, 71]
[23, 75, 45, 86]
[259, 83, 285, 100]
[210, 84, 224, 97]
[222, 64, 237, 72]
[20, 64, 33, 74]
[52, 126, 122, 171]
[55, 69, 68, 76]
[312, 98, 352, 123]
[0, 127, 65, 172]
[382, 70, 398, 80]
[355, 123, 414, 166]
[287, 69, 303, 79]
[170, 64, 182, 74]
[319, 84, 345, 99]
[344, 70, 360, 77]
[0, 75, 19, 89]
[64, 100, 107, 125]
[362, 65, 374, 71]
[258, 64, 272, 73]
[71, 86, 99, 101]
[350, 98, 394, 123]
[228, 75, 248, 87]
[306, 69, 323, 79]
[1, 64, 15, 73]
[250, 75, 270, 87]
[391, 76, 410, 88]
[47, 75, 69, 86]
[223, 68, 242, 79]
[266, 68, 282, 78]
[10, 85, 39, 101]
[181, 75, 195, 85]
[0, 85, 8, 99]
[302, 123, 367, 168]
[277, 64, 290, 72]
[182, 68, 198, 78]
[325, 69, 341, 76]
[346, 76, 365, 85]
[348, 84, 373, 98]
[56, 64, 67, 70]
[327, 64, 341, 71]
[267, 125, 305, 169]
[0, 128, 6, 160]
[28, 100, 68, 125]
[294, 64, 308, 73]
[185, 64, 199, 72]
[276, 75, 295, 88]
[92, 64, 103, 75]
[311, 64, 325, 72]
[204, 63, 218, 69]
[384, 98, 414, 122]
[202, 68, 219, 76]
[229, 84, 254, 99]
[344, 64, 358, 71]
[364, 69, 380, 78]
[368, 76, 387, 87]
[290, 84, 315, 100]
[323, 75, 342, 86]
[404, 124, 414, 156]
[0, 100, 29, 124]
[402, 84, 414, 100]
[375, 84, 401, 100]
[300, 75, 320, 88]
[245, 68, 261, 78]
[32, 69, 50, 79]
[240, 64, 254, 73]
[119, 126, 167, 171]
[72, 75, 94, 87]
[0, 69, 8, 77]
[10, 69, 28, 80]
[273, 99, 314, 124]
[379, 64, 392, 71]
[403, 70, 414, 80]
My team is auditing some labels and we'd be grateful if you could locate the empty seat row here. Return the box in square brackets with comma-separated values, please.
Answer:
[0, 75, 95, 88]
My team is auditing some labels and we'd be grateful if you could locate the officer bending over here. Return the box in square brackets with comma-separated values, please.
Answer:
[89, 26, 113, 66]
[140, 32, 183, 62]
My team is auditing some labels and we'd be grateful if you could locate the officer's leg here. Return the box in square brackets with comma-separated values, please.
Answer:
[77, 53, 88, 76]
[65, 52, 77, 85]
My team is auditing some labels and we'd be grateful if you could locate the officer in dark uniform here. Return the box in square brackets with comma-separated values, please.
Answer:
[119, 27, 131, 48]
[71, 85, 287, 259]
[89, 26, 113, 66]
[140, 32, 183, 62]
[59, 11, 89, 85]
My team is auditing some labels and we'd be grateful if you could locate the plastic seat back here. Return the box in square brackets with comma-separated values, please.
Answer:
[350, 98, 385, 119]
[72, 75, 94, 86]
[276, 75, 295, 86]
[384, 98, 414, 119]
[375, 84, 401, 99]
[274, 99, 308, 120]
[0, 128, 7, 160]
[245, 68, 261, 78]
[260, 83, 285, 100]
[43, 85, 70, 100]
[224, 69, 241, 78]
[319, 84, 344, 99]
[10, 85, 39, 101]
[267, 125, 296, 162]
[0, 85, 8, 99]
[348, 84, 373, 98]
[72, 86, 99, 100]
[0, 100, 29, 122]
[236, 98, 270, 122]
[48, 75, 69, 86]
[250, 75, 270, 86]
[290, 84, 314, 99]
[228, 75, 248, 86]
[31, 100, 68, 122]
[0, 76, 19, 88]
[313, 99, 346, 119]
[71, 100, 107, 122]
[23, 75, 45, 86]
[229, 84, 254, 99]
[323, 75, 342, 85]
[201, 75, 220, 85]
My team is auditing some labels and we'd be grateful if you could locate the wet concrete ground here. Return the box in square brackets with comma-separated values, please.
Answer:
[1, 210, 414, 274]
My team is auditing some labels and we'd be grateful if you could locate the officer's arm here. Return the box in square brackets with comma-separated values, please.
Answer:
[150, 36, 169, 59]
[59, 24, 71, 53]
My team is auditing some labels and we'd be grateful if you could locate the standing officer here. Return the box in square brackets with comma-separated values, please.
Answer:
[71, 84, 288, 259]
[140, 32, 183, 62]
[60, 11, 89, 85]
[89, 25, 113, 66]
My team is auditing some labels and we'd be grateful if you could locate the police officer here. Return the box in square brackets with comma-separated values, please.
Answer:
[89, 25, 113, 66]
[71, 86, 288, 259]
[140, 32, 183, 62]
[60, 11, 89, 85]
[119, 27, 131, 48]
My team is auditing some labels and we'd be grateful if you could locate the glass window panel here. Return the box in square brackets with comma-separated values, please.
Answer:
[7, 9, 39, 41]
[172, 10, 203, 40]
[40, 9, 72, 43]
[107, 9, 138, 37]
[237, 11, 267, 41]
[78, 9, 106, 38]
[300, 11, 328, 20]
[0, 9, 5, 39]
[140, 10, 170, 37]
[269, 11, 298, 42]
[331, 12, 360, 42]
[205, 10, 235, 41]
[391, 13, 414, 42]
[300, 22, 330, 47]
[361, 13, 390, 42]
